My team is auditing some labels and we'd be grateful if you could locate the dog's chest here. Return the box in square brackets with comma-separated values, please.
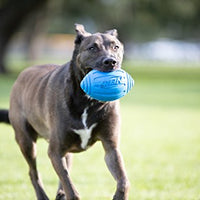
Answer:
[72, 107, 97, 149]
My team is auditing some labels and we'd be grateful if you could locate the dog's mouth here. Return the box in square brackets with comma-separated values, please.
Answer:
[85, 67, 93, 74]
[84, 64, 121, 74]
[101, 65, 121, 72]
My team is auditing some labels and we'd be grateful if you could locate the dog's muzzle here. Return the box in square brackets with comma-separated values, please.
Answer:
[84, 57, 120, 74]
[103, 58, 117, 67]
[103, 57, 119, 71]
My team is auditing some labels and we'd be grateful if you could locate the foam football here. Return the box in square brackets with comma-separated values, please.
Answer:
[80, 69, 134, 101]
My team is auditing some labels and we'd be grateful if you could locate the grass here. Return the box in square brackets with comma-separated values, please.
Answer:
[0, 61, 200, 200]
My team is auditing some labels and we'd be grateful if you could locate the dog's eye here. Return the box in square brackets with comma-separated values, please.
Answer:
[88, 46, 96, 51]
[113, 45, 119, 51]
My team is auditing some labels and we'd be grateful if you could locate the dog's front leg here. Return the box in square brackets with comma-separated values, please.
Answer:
[56, 153, 73, 200]
[102, 142, 130, 200]
[48, 146, 80, 200]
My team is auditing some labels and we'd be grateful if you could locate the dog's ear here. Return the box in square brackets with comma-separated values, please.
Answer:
[75, 24, 91, 44]
[105, 29, 118, 37]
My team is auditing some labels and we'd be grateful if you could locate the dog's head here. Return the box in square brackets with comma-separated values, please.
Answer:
[74, 24, 124, 74]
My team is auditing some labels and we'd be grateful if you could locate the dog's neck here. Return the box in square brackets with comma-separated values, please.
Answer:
[70, 44, 85, 84]
[68, 48, 91, 103]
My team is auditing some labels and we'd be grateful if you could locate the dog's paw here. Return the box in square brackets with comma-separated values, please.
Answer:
[112, 191, 128, 200]
[55, 191, 80, 200]
[55, 191, 66, 200]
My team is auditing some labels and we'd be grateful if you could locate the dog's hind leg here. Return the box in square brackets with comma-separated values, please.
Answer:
[14, 122, 49, 200]
[56, 153, 73, 200]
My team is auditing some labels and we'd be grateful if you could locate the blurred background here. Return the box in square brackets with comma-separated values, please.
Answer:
[0, 0, 200, 200]
[0, 0, 200, 72]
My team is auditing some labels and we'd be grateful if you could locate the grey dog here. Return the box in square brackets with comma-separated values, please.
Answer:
[0, 24, 130, 200]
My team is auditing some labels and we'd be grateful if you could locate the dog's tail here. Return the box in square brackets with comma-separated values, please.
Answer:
[0, 109, 10, 124]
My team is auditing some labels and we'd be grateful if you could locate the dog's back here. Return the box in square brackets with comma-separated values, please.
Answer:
[9, 64, 63, 139]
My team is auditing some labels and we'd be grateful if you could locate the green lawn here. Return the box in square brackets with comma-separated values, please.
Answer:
[0, 62, 200, 200]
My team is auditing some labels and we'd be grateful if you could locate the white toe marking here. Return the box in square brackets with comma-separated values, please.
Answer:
[73, 107, 97, 149]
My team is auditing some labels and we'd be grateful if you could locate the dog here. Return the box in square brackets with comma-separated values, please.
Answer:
[0, 24, 130, 200]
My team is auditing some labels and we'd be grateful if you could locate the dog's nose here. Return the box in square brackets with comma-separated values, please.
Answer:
[103, 58, 117, 68]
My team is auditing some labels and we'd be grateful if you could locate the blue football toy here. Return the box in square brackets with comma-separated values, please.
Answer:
[80, 69, 134, 102]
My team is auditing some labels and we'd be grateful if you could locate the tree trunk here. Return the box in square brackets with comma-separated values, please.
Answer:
[0, 42, 7, 73]
[0, 0, 48, 73]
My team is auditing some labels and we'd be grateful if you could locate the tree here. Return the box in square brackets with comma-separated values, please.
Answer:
[0, 0, 48, 73]
[47, 0, 200, 41]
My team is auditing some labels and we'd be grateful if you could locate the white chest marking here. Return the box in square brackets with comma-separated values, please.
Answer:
[73, 108, 97, 149]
